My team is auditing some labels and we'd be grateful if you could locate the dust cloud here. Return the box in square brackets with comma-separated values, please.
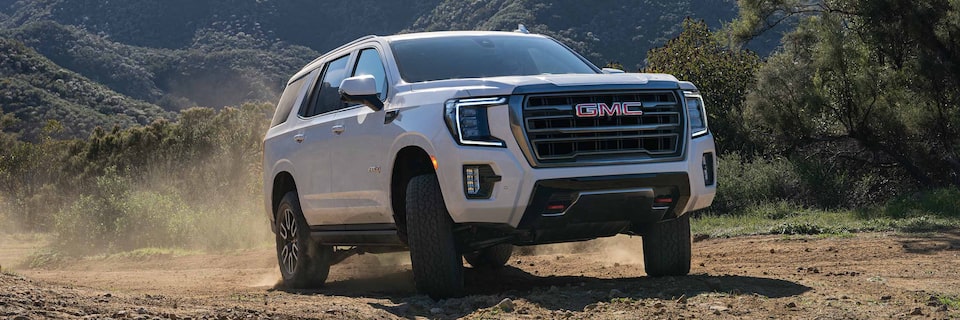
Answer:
[330, 251, 416, 292]
[128, 158, 275, 252]
[254, 250, 415, 290]
[249, 266, 282, 288]
[0, 203, 15, 235]
[518, 234, 646, 265]
[336, 251, 412, 277]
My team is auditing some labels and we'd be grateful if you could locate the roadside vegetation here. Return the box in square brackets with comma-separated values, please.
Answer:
[0, 103, 274, 256]
[691, 156, 960, 238]
[1, 0, 959, 258]
[646, 1, 960, 237]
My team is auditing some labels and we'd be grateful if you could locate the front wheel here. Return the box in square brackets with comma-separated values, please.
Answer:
[406, 174, 464, 299]
[275, 191, 332, 288]
[641, 214, 691, 277]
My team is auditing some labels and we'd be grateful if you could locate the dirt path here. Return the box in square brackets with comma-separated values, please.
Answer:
[2, 231, 959, 319]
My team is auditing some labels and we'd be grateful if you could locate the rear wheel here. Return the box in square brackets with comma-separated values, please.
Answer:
[406, 174, 464, 299]
[465, 244, 513, 269]
[276, 191, 332, 288]
[641, 214, 691, 277]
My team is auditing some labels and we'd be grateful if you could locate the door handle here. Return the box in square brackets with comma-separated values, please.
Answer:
[293, 133, 305, 143]
[332, 125, 345, 135]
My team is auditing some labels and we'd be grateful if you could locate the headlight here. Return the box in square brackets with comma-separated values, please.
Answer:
[684, 92, 709, 137]
[444, 97, 507, 147]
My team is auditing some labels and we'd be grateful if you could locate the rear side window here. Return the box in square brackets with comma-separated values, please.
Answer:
[302, 55, 351, 117]
[352, 48, 387, 100]
[271, 75, 308, 127]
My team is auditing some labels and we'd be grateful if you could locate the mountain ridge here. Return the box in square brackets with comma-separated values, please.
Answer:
[0, 0, 782, 139]
[4, 0, 760, 69]
[0, 36, 170, 140]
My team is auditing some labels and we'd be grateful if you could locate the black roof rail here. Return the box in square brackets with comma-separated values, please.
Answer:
[305, 35, 377, 66]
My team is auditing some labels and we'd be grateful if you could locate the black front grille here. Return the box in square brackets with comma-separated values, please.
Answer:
[522, 91, 684, 165]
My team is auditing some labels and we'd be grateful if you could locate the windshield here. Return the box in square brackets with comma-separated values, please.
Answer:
[389, 35, 598, 83]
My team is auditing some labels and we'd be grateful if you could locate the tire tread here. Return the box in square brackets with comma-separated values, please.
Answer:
[642, 215, 692, 277]
[406, 174, 464, 299]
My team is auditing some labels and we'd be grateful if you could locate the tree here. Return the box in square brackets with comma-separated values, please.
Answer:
[644, 18, 761, 155]
[736, 0, 960, 188]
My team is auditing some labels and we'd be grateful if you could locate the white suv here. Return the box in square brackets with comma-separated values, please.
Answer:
[263, 30, 716, 298]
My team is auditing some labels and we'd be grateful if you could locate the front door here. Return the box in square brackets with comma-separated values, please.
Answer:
[326, 47, 393, 225]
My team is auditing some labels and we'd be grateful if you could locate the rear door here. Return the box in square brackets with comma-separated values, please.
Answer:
[290, 54, 354, 226]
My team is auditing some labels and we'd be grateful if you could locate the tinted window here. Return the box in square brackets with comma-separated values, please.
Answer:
[303, 54, 350, 117]
[271, 75, 307, 127]
[390, 35, 597, 83]
[352, 48, 387, 100]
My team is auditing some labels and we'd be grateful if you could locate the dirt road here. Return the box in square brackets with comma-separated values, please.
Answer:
[2, 231, 959, 319]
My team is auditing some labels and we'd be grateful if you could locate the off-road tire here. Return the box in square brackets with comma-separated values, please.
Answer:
[406, 174, 464, 299]
[275, 191, 332, 289]
[641, 214, 691, 277]
[465, 244, 513, 269]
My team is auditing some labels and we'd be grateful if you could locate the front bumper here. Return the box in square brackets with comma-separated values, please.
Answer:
[434, 105, 717, 231]
[511, 172, 689, 244]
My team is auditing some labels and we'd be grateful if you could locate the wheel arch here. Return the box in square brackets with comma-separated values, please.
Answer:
[271, 171, 298, 232]
[390, 145, 436, 242]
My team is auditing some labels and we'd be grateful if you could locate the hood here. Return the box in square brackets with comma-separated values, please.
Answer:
[401, 73, 683, 99]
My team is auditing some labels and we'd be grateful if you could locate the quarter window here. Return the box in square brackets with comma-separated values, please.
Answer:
[271, 75, 307, 126]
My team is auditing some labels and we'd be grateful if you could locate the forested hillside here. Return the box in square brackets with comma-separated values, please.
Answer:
[406, 0, 755, 68]
[5, 21, 320, 111]
[0, 0, 769, 81]
[0, 0, 763, 139]
[1, 0, 440, 51]
[0, 36, 169, 140]
[1, 0, 760, 70]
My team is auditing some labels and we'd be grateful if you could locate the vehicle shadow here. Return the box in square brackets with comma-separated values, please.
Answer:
[275, 265, 811, 319]
[268, 269, 416, 296]
[894, 228, 960, 254]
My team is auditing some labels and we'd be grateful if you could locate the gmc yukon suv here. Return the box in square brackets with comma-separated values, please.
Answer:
[263, 30, 716, 298]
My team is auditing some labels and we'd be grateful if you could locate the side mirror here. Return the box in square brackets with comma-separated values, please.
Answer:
[601, 68, 625, 74]
[339, 75, 383, 111]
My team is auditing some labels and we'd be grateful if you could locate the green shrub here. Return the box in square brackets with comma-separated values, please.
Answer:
[712, 152, 921, 216]
[770, 222, 825, 235]
[44, 103, 273, 253]
[792, 157, 849, 208]
[53, 180, 270, 254]
[859, 188, 960, 219]
[116, 190, 196, 249]
[844, 172, 898, 209]
[54, 194, 116, 253]
[53, 169, 130, 253]
[712, 153, 804, 214]
[23, 248, 67, 268]
[0, 197, 11, 234]
[744, 201, 801, 220]
[49, 156, 273, 255]
[895, 216, 950, 233]
[885, 189, 960, 218]
[936, 296, 960, 310]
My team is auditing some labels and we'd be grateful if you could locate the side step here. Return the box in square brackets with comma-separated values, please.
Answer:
[309, 223, 406, 246]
